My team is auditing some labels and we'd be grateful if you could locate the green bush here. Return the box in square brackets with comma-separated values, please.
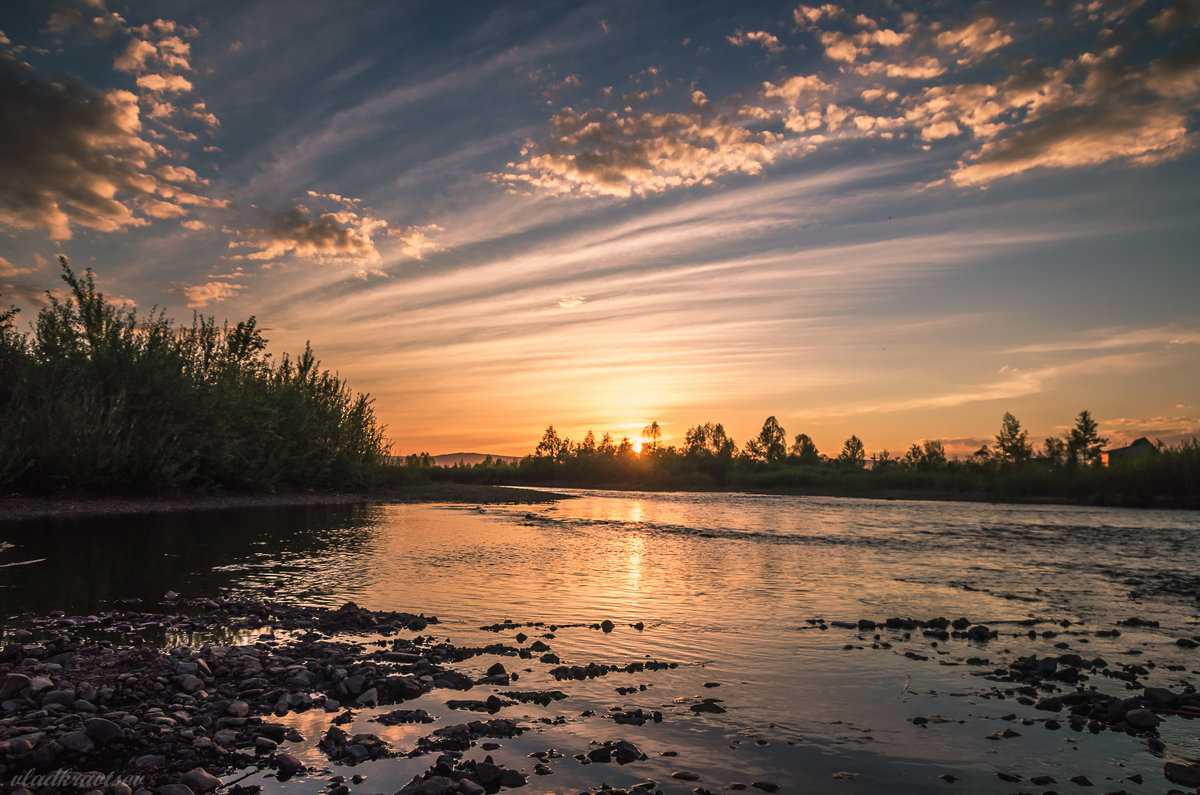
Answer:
[0, 259, 388, 492]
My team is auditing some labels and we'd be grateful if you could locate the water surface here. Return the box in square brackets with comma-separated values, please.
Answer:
[2, 490, 1198, 793]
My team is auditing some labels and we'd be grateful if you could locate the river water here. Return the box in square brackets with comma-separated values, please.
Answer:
[2, 490, 1199, 793]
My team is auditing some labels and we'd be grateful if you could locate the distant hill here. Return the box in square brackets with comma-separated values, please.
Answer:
[431, 452, 521, 467]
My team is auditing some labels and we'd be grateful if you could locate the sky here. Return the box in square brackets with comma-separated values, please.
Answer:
[1, 0, 1198, 459]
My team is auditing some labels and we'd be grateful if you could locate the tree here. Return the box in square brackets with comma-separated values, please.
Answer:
[1042, 436, 1067, 467]
[790, 433, 820, 465]
[746, 415, 786, 462]
[838, 435, 865, 468]
[535, 425, 565, 461]
[994, 412, 1031, 464]
[1067, 409, 1107, 467]
[685, 422, 735, 458]
[642, 420, 663, 453]
[580, 430, 597, 455]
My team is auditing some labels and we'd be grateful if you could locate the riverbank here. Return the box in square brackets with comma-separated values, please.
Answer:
[0, 484, 563, 524]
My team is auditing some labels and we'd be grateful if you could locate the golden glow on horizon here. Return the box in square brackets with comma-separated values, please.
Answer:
[632, 439, 644, 454]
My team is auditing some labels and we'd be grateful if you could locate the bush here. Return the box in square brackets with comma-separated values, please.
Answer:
[0, 259, 388, 492]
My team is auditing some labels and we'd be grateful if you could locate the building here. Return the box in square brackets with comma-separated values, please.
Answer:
[1103, 437, 1157, 466]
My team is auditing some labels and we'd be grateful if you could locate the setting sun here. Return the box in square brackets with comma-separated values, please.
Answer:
[632, 439, 643, 454]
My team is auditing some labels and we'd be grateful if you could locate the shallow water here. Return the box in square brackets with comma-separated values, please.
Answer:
[2, 490, 1199, 793]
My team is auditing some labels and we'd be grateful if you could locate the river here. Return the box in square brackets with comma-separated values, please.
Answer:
[2, 490, 1198, 793]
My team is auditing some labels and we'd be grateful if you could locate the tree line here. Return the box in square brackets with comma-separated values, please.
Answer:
[413, 412, 1198, 507]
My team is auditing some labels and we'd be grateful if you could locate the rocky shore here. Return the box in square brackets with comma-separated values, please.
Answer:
[0, 600, 680, 795]
[3, 600, 1198, 795]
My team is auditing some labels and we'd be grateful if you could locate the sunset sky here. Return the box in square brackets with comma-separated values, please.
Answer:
[2, 0, 1198, 458]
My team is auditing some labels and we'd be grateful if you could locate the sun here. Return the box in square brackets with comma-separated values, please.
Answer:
[632, 439, 643, 454]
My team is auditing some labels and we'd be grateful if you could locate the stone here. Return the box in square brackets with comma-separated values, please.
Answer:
[226, 700, 250, 717]
[180, 768, 221, 793]
[356, 687, 378, 706]
[60, 730, 95, 753]
[672, 771, 701, 781]
[85, 717, 123, 744]
[275, 752, 304, 775]
[1124, 708, 1161, 729]
[1164, 762, 1200, 788]
[0, 673, 30, 700]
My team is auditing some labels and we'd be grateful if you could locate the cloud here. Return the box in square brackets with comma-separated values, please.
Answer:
[492, 95, 783, 197]
[502, 2, 1200, 198]
[0, 53, 224, 240]
[934, 17, 1013, 64]
[557, 295, 586, 308]
[727, 29, 786, 54]
[1101, 415, 1200, 447]
[179, 279, 245, 307]
[388, 223, 444, 260]
[230, 192, 389, 273]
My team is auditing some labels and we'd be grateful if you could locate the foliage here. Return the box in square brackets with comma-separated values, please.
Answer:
[1067, 409, 1107, 466]
[424, 411, 1198, 509]
[0, 259, 388, 492]
[994, 412, 1032, 465]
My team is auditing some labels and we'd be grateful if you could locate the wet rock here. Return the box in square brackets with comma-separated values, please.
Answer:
[1164, 762, 1200, 788]
[180, 768, 221, 793]
[752, 783, 781, 792]
[672, 771, 701, 781]
[1123, 708, 1161, 729]
[275, 752, 304, 776]
[689, 698, 726, 714]
[1069, 774, 1092, 786]
[600, 620, 615, 633]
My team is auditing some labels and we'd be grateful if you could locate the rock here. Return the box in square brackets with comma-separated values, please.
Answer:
[1068, 774, 1092, 786]
[275, 752, 304, 776]
[1176, 638, 1198, 649]
[180, 768, 221, 793]
[176, 675, 203, 693]
[672, 771, 701, 781]
[226, 701, 250, 717]
[164, 591, 179, 600]
[600, 620, 615, 633]
[486, 662, 506, 676]
[60, 729, 95, 753]
[1164, 762, 1200, 788]
[1030, 775, 1056, 785]
[85, 717, 123, 744]
[356, 687, 378, 707]
[1124, 708, 1161, 729]
[0, 673, 30, 700]
[28, 676, 54, 693]
[134, 754, 166, 769]
[752, 783, 781, 792]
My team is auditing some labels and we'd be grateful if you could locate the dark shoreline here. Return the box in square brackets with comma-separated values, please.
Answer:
[0, 484, 563, 524]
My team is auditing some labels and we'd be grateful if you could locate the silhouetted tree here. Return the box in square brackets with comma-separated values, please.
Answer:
[535, 425, 565, 461]
[1042, 436, 1067, 466]
[995, 412, 1031, 464]
[789, 433, 820, 465]
[838, 435, 866, 468]
[642, 420, 663, 453]
[1067, 409, 1107, 467]
[745, 415, 787, 462]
